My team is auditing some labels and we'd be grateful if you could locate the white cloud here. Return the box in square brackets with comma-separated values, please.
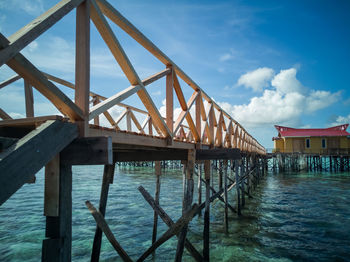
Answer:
[237, 67, 274, 92]
[219, 53, 234, 62]
[305, 90, 341, 113]
[271, 68, 302, 94]
[219, 67, 340, 127]
[0, 0, 45, 16]
[331, 114, 350, 126]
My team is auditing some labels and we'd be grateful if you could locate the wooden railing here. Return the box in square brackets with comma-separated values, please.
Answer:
[0, 0, 265, 155]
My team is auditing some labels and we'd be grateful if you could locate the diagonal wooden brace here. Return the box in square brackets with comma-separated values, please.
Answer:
[85, 201, 133, 262]
[138, 186, 203, 262]
[136, 190, 198, 262]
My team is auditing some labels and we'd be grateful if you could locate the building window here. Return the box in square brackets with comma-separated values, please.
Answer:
[306, 138, 310, 148]
[322, 138, 326, 148]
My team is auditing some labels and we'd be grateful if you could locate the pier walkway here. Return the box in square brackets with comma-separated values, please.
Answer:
[0, 1, 266, 261]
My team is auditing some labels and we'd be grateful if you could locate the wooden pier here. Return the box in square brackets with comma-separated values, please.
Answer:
[268, 153, 350, 172]
[0, 0, 266, 261]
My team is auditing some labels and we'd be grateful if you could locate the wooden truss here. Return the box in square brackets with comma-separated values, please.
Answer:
[0, 0, 265, 155]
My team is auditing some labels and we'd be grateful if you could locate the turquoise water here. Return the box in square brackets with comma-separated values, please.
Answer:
[1, 166, 350, 261]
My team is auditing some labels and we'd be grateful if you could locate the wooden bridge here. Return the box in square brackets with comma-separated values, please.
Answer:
[0, 0, 266, 261]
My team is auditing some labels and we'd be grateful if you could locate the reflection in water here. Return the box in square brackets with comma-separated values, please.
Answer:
[0, 166, 349, 261]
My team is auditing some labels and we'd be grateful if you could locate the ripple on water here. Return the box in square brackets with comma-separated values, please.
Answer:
[1, 168, 350, 261]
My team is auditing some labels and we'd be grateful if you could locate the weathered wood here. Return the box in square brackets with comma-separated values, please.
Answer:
[235, 160, 241, 216]
[138, 186, 203, 262]
[44, 155, 60, 217]
[175, 149, 195, 261]
[42, 162, 72, 262]
[137, 204, 198, 262]
[0, 120, 78, 206]
[196, 148, 241, 160]
[240, 162, 245, 207]
[88, 127, 194, 150]
[91, 164, 115, 262]
[0, 34, 84, 121]
[60, 136, 112, 165]
[197, 164, 202, 216]
[152, 161, 161, 251]
[86, 201, 133, 262]
[75, 0, 90, 136]
[89, 85, 142, 121]
[0, 75, 21, 89]
[223, 160, 228, 233]
[166, 66, 173, 133]
[203, 160, 210, 261]
[24, 80, 34, 117]
[0, 0, 84, 67]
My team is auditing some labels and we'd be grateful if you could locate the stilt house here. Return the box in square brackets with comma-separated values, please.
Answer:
[273, 124, 350, 154]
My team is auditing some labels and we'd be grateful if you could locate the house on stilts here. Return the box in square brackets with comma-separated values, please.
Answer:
[270, 124, 350, 172]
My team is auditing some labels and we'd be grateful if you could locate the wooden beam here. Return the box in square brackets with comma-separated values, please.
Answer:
[0, 0, 84, 67]
[138, 185, 203, 262]
[174, 91, 199, 134]
[89, 69, 171, 120]
[86, 201, 133, 262]
[173, 72, 187, 111]
[89, 85, 142, 120]
[166, 66, 173, 133]
[92, 96, 100, 125]
[75, 0, 90, 135]
[130, 110, 145, 134]
[24, 80, 34, 117]
[60, 136, 112, 165]
[113, 149, 187, 162]
[0, 120, 78, 206]
[44, 155, 60, 217]
[90, 0, 140, 85]
[91, 164, 115, 262]
[195, 91, 201, 141]
[0, 34, 84, 121]
[0, 75, 21, 89]
[88, 127, 194, 149]
[196, 148, 241, 160]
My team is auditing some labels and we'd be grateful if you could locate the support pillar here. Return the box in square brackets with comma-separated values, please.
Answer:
[42, 155, 72, 262]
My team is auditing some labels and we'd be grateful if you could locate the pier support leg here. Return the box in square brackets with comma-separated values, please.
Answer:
[203, 160, 211, 261]
[91, 164, 115, 262]
[197, 163, 202, 217]
[235, 160, 241, 216]
[152, 161, 161, 252]
[175, 150, 195, 261]
[223, 160, 228, 233]
[240, 161, 245, 208]
[42, 156, 72, 262]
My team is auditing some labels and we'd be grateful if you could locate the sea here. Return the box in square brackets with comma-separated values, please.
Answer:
[1, 165, 350, 261]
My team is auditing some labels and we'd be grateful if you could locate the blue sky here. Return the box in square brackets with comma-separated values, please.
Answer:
[0, 0, 349, 148]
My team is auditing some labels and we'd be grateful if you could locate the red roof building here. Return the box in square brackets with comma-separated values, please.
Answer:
[273, 124, 350, 154]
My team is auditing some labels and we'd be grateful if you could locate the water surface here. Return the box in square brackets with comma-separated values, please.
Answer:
[0, 166, 349, 261]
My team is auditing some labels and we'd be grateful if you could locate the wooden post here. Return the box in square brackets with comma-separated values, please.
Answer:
[152, 161, 161, 251]
[42, 157, 72, 262]
[126, 108, 131, 131]
[197, 163, 202, 217]
[235, 160, 241, 216]
[195, 91, 201, 140]
[166, 66, 173, 133]
[24, 80, 34, 117]
[91, 164, 115, 262]
[240, 161, 245, 207]
[92, 96, 100, 126]
[75, 0, 90, 136]
[175, 149, 195, 261]
[218, 160, 223, 190]
[203, 160, 211, 261]
[223, 159, 228, 233]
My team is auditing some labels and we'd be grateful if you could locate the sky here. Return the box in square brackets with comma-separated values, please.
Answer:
[0, 0, 349, 149]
